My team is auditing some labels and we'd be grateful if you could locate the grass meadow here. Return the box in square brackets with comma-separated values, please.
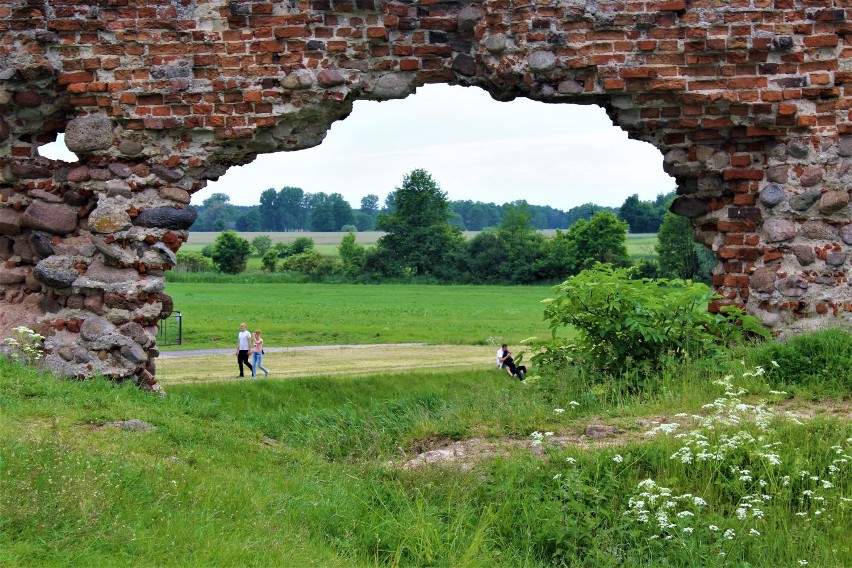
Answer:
[1, 349, 849, 566]
[160, 282, 556, 350]
[182, 231, 659, 263]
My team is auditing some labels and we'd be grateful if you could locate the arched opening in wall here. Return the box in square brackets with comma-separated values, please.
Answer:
[190, 84, 678, 259]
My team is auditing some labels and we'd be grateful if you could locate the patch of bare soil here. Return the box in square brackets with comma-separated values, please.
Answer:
[398, 401, 851, 470]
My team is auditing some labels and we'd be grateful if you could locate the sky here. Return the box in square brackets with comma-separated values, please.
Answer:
[41, 83, 675, 211]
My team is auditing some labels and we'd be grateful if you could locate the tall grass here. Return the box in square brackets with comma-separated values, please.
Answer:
[1, 337, 849, 566]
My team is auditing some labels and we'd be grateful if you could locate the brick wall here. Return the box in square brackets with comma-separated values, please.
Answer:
[0, 0, 850, 385]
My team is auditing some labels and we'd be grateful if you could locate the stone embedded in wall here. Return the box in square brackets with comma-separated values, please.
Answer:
[373, 74, 412, 99]
[132, 206, 197, 230]
[759, 184, 785, 208]
[0, 208, 22, 235]
[818, 191, 849, 215]
[88, 201, 132, 234]
[800, 221, 838, 241]
[33, 256, 79, 289]
[777, 276, 809, 298]
[766, 166, 789, 184]
[751, 267, 777, 293]
[670, 197, 706, 218]
[64, 115, 114, 154]
[763, 219, 796, 243]
[21, 202, 78, 235]
[792, 245, 816, 266]
[826, 252, 847, 267]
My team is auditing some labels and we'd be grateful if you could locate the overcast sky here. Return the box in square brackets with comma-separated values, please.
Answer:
[43, 83, 675, 211]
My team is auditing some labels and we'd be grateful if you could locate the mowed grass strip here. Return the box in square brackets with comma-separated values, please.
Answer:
[162, 282, 556, 350]
[157, 344, 492, 384]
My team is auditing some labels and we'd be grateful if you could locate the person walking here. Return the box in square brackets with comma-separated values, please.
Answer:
[236, 322, 253, 378]
[250, 329, 270, 379]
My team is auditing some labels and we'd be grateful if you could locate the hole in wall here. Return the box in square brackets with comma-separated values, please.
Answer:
[193, 84, 674, 216]
[37, 133, 79, 163]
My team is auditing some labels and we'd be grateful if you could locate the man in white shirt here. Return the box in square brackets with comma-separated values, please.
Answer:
[496, 343, 517, 378]
[236, 322, 253, 378]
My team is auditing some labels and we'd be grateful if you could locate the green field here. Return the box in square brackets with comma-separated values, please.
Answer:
[163, 282, 556, 350]
[183, 231, 659, 260]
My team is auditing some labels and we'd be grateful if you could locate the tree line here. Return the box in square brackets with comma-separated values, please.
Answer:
[185, 169, 714, 285]
[190, 183, 674, 234]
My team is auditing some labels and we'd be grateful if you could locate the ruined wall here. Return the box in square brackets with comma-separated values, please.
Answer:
[0, 0, 850, 386]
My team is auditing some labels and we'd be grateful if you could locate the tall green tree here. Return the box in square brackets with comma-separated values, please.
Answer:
[356, 194, 380, 230]
[374, 169, 463, 277]
[618, 194, 659, 233]
[655, 212, 715, 282]
[494, 202, 544, 283]
[211, 230, 251, 274]
[277, 186, 308, 231]
[563, 211, 630, 273]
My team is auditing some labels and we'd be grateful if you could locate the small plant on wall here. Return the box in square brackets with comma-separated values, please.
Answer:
[2, 326, 45, 366]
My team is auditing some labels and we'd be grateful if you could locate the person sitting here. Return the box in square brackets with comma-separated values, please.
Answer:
[496, 344, 507, 369]
[500, 348, 527, 381]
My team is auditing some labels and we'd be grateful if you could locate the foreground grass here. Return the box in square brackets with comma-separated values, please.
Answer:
[1, 352, 849, 566]
[160, 282, 556, 350]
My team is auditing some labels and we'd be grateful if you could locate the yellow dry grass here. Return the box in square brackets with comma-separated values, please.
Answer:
[157, 344, 495, 384]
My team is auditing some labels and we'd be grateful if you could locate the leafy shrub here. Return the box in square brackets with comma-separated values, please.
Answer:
[251, 234, 273, 256]
[175, 251, 214, 273]
[260, 248, 278, 272]
[279, 250, 340, 278]
[531, 264, 769, 375]
[752, 328, 852, 395]
[211, 230, 251, 274]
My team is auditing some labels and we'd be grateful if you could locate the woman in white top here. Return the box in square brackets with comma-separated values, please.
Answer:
[250, 329, 270, 378]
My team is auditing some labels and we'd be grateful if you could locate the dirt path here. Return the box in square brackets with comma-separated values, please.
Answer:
[157, 343, 493, 384]
[158, 343, 428, 359]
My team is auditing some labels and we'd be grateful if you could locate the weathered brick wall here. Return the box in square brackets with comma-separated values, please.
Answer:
[0, 0, 850, 386]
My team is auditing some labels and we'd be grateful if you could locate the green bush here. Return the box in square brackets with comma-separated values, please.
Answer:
[211, 230, 251, 274]
[279, 250, 340, 278]
[260, 248, 278, 272]
[174, 251, 214, 272]
[531, 264, 769, 375]
[752, 328, 852, 395]
[251, 234, 273, 256]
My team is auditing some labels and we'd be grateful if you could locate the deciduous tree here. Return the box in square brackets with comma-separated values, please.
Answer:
[374, 169, 463, 277]
[211, 230, 251, 274]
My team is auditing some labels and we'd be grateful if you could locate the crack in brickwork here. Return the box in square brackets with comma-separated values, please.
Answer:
[0, 0, 850, 387]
